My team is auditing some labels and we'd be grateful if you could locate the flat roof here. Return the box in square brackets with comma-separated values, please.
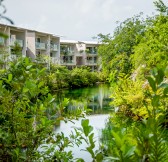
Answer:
[60, 39, 100, 45]
[60, 39, 78, 44]
[0, 23, 61, 38]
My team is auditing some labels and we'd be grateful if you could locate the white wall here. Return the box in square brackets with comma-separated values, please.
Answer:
[26, 31, 36, 58]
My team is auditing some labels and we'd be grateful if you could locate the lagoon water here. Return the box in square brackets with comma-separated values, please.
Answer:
[55, 84, 112, 161]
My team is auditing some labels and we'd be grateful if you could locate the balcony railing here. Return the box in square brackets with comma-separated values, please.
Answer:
[60, 60, 74, 64]
[60, 50, 74, 55]
[50, 57, 59, 64]
[16, 39, 24, 47]
[86, 51, 97, 55]
[35, 42, 46, 50]
[86, 60, 97, 65]
[50, 44, 58, 51]
[10, 39, 24, 47]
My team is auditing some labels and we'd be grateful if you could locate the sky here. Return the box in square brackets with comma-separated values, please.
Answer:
[1, 0, 168, 41]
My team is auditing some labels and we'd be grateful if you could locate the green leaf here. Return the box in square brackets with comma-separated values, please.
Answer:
[26, 65, 33, 70]
[8, 74, 12, 82]
[124, 146, 136, 158]
[156, 69, 164, 85]
[96, 152, 104, 161]
[23, 87, 29, 93]
[89, 133, 95, 148]
[76, 158, 85, 162]
[86, 147, 95, 158]
[47, 93, 55, 103]
[38, 81, 44, 88]
[152, 95, 160, 107]
[163, 87, 168, 95]
[81, 119, 89, 127]
[112, 131, 122, 147]
[104, 156, 120, 161]
[81, 119, 93, 137]
[147, 77, 156, 92]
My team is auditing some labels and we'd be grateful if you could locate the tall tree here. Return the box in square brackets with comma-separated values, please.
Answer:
[98, 14, 146, 81]
[132, 5, 168, 75]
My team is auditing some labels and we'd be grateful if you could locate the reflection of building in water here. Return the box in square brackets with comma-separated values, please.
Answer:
[56, 84, 112, 115]
[87, 85, 112, 114]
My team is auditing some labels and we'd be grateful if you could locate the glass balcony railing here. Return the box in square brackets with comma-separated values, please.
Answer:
[60, 50, 74, 55]
[51, 57, 59, 64]
[86, 60, 97, 64]
[61, 60, 74, 64]
[50, 44, 58, 51]
[35, 42, 46, 50]
[86, 48, 97, 54]
[10, 39, 24, 47]
[16, 39, 24, 47]
[86, 51, 97, 54]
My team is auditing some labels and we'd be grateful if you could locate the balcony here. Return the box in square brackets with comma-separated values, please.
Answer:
[35, 42, 46, 50]
[60, 60, 75, 65]
[50, 44, 58, 51]
[86, 51, 97, 55]
[11, 39, 24, 47]
[86, 60, 97, 65]
[51, 57, 59, 64]
[86, 48, 97, 55]
[16, 39, 24, 47]
[60, 50, 74, 55]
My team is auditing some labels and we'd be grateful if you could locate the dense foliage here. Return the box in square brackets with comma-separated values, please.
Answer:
[98, 13, 146, 82]
[99, 0, 168, 161]
[0, 57, 87, 161]
[46, 65, 105, 91]
[0, 55, 107, 161]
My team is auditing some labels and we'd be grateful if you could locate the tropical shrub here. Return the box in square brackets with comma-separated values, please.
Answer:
[101, 68, 168, 161]
[69, 67, 99, 88]
[0, 57, 86, 161]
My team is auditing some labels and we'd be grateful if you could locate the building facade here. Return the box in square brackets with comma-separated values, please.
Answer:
[60, 40, 99, 71]
[0, 23, 99, 71]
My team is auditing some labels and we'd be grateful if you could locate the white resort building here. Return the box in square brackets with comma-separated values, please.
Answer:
[0, 23, 100, 71]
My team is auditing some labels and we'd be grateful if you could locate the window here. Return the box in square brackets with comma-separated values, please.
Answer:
[36, 38, 40, 42]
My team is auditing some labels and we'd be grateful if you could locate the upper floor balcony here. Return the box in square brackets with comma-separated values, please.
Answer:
[85, 47, 97, 55]
[60, 59, 75, 65]
[11, 39, 24, 47]
[50, 44, 58, 51]
[60, 45, 75, 55]
[60, 50, 75, 55]
[35, 42, 46, 50]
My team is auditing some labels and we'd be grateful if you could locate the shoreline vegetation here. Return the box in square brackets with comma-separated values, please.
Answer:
[98, 0, 168, 161]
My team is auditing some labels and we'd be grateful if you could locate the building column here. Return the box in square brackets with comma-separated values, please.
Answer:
[47, 35, 50, 70]
[57, 37, 60, 65]
[22, 30, 27, 57]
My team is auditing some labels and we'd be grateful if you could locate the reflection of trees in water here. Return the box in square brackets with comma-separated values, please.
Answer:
[55, 84, 112, 114]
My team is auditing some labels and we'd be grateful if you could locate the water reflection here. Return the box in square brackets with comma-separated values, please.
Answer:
[54, 84, 112, 161]
[56, 84, 112, 114]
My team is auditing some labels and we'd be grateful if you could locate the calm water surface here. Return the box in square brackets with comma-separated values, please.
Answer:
[55, 84, 112, 161]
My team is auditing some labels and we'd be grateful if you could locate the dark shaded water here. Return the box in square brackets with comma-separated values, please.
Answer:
[56, 83, 112, 114]
[55, 84, 112, 161]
